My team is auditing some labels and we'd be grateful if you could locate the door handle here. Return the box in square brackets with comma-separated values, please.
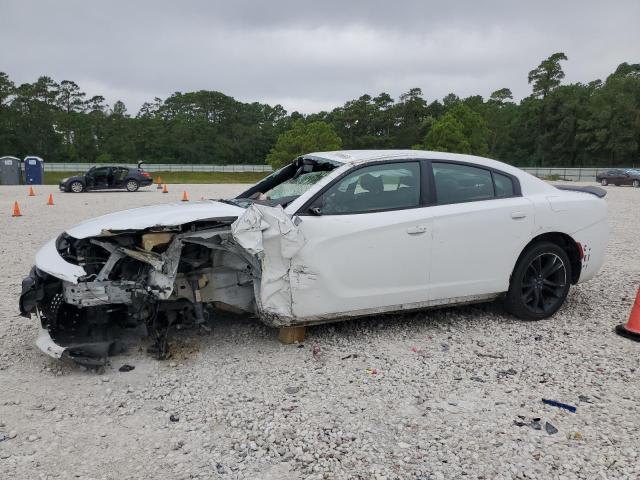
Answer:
[407, 225, 428, 234]
[511, 211, 527, 219]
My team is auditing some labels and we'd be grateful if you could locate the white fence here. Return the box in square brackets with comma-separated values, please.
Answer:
[44, 163, 273, 173]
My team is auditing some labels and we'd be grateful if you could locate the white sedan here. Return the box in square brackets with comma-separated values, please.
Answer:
[19, 150, 608, 364]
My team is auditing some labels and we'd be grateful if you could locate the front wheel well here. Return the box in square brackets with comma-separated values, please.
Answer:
[515, 232, 582, 284]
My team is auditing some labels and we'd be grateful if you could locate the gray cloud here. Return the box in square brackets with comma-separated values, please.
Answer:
[1, 0, 638, 113]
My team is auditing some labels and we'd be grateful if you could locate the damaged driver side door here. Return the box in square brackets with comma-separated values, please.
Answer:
[290, 161, 433, 321]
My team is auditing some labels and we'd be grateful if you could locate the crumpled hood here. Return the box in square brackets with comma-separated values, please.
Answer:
[66, 200, 245, 239]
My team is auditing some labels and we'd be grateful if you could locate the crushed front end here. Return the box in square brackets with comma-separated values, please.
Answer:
[19, 218, 261, 366]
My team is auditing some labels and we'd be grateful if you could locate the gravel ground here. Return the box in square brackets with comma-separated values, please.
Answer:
[0, 182, 639, 480]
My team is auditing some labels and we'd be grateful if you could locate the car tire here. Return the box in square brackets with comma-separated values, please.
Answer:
[633, 180, 639, 188]
[600, 179, 608, 186]
[505, 241, 572, 321]
[70, 181, 84, 193]
[125, 179, 139, 192]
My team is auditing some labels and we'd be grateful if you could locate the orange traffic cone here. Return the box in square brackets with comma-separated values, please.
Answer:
[156, 176, 163, 189]
[181, 191, 189, 202]
[162, 184, 168, 194]
[28, 186, 35, 196]
[616, 288, 640, 341]
[47, 193, 54, 206]
[12, 201, 22, 217]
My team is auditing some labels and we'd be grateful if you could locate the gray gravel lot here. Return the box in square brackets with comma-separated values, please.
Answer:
[0, 182, 639, 480]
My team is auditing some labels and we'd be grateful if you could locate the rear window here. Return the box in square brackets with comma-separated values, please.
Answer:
[433, 162, 516, 204]
[433, 163, 494, 204]
[493, 172, 515, 197]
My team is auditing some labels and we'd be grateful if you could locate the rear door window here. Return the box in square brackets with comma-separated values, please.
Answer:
[113, 167, 128, 184]
[433, 162, 495, 204]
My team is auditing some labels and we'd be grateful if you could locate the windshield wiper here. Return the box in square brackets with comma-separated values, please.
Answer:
[218, 198, 254, 208]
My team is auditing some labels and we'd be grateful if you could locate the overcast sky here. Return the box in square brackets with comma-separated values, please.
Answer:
[1, 1, 638, 114]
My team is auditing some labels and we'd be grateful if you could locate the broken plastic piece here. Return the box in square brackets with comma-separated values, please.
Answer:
[545, 422, 558, 435]
[119, 364, 135, 372]
[542, 398, 577, 413]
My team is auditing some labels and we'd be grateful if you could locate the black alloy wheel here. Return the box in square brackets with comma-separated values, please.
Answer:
[505, 241, 572, 320]
[521, 253, 567, 315]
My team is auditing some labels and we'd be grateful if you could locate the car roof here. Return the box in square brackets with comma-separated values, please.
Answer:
[90, 165, 129, 168]
[305, 149, 522, 174]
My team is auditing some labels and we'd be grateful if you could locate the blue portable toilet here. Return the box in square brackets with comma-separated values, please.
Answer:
[23, 156, 45, 185]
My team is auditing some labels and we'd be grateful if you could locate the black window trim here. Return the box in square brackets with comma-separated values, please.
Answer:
[296, 158, 426, 216]
[428, 159, 522, 206]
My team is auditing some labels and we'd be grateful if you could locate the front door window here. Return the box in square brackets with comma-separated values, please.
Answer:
[316, 162, 421, 215]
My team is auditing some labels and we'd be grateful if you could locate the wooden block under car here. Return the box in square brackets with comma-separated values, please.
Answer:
[278, 326, 306, 344]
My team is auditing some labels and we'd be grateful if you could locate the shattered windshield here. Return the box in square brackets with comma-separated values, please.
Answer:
[263, 171, 331, 200]
[231, 157, 339, 207]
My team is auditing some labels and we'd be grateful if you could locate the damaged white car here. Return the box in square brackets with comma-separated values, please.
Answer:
[19, 150, 608, 365]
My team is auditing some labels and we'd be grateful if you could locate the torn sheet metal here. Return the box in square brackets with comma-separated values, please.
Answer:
[231, 204, 304, 318]
[147, 237, 184, 299]
[63, 280, 136, 307]
[119, 247, 164, 270]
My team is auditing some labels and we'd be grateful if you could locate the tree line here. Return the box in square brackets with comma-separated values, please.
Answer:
[1, 53, 638, 168]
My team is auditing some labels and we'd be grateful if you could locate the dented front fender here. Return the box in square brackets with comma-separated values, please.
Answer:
[35, 238, 86, 284]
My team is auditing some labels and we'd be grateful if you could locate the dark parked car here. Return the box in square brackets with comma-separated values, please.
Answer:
[59, 165, 153, 193]
[595, 168, 640, 187]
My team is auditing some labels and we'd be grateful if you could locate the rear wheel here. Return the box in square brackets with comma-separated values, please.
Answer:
[600, 179, 608, 186]
[633, 180, 639, 188]
[125, 179, 139, 192]
[70, 181, 84, 193]
[505, 241, 571, 320]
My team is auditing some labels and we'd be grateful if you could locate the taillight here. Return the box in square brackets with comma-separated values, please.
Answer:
[141, 171, 151, 178]
[576, 242, 584, 260]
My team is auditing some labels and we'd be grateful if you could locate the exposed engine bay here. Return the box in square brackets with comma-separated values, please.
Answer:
[19, 156, 340, 366]
[20, 219, 260, 365]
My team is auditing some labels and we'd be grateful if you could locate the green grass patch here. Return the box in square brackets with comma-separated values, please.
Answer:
[44, 170, 270, 185]
[539, 174, 564, 181]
